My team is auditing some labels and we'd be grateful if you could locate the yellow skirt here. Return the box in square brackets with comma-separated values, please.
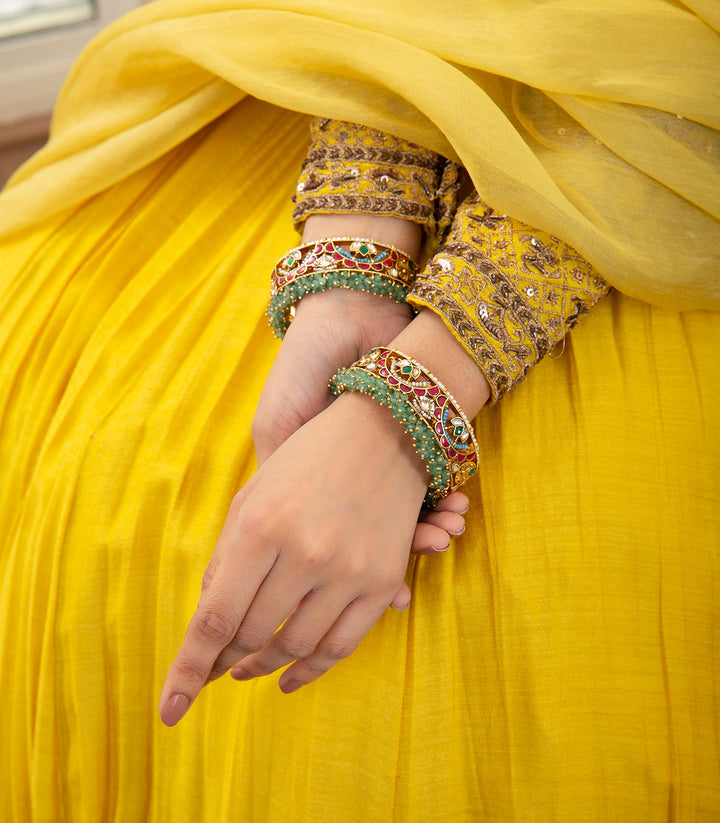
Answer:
[1, 99, 718, 822]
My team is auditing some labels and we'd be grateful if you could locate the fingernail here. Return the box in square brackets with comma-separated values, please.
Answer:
[279, 679, 302, 694]
[449, 525, 466, 536]
[431, 545, 449, 553]
[160, 693, 190, 727]
[230, 667, 253, 681]
[391, 602, 410, 611]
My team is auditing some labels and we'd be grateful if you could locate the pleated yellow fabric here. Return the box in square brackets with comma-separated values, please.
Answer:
[1, 0, 719, 309]
[1, 97, 719, 821]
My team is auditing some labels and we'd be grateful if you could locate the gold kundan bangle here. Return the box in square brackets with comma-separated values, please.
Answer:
[267, 238, 417, 338]
[330, 347, 479, 504]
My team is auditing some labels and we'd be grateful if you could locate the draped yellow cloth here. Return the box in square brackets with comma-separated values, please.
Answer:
[1, 0, 719, 309]
[1, 2, 719, 821]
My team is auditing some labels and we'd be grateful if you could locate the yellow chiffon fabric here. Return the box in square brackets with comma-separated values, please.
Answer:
[1, 0, 719, 309]
[1, 99, 719, 822]
[1, 2, 719, 821]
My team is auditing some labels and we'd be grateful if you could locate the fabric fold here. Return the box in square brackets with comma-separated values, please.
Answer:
[1, 0, 717, 309]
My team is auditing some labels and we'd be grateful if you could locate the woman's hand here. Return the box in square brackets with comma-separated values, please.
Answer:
[252, 288, 412, 465]
[159, 391, 434, 727]
[254, 290, 470, 554]
[252, 210, 423, 465]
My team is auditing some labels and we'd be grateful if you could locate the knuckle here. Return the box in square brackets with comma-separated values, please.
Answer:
[285, 537, 329, 571]
[337, 551, 370, 581]
[323, 637, 357, 662]
[297, 545, 327, 571]
[277, 635, 316, 660]
[227, 491, 246, 520]
[200, 561, 218, 593]
[238, 508, 274, 545]
[174, 655, 210, 685]
[231, 624, 270, 654]
[193, 606, 238, 645]
[250, 413, 272, 445]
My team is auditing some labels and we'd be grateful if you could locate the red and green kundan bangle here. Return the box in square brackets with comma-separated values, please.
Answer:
[329, 347, 479, 506]
[268, 238, 417, 338]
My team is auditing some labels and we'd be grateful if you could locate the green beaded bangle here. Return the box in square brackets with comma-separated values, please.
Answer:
[329, 366, 451, 507]
[268, 238, 417, 339]
[268, 269, 409, 339]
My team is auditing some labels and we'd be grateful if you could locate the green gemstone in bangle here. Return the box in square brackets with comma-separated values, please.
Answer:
[329, 367, 451, 506]
[267, 270, 410, 339]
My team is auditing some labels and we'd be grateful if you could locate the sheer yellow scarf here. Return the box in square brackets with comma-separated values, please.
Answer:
[1, 0, 718, 310]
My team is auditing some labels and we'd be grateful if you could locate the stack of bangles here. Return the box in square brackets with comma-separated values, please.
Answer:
[330, 347, 479, 507]
[268, 238, 478, 505]
[267, 237, 417, 338]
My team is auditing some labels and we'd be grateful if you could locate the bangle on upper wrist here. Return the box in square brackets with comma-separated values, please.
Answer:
[329, 346, 479, 506]
[267, 238, 417, 338]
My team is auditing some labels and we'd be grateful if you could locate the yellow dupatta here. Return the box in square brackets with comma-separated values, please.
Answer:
[1, 0, 718, 310]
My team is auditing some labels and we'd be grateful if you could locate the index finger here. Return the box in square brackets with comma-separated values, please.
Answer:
[159, 589, 248, 725]
[159, 508, 276, 726]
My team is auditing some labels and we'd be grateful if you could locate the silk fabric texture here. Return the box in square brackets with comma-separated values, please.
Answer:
[1, 0, 719, 310]
[1, 2, 719, 821]
[1, 100, 718, 821]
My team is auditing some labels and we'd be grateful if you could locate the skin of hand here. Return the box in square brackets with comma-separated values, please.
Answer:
[254, 212, 468, 557]
[160, 391, 431, 726]
[159, 305, 491, 727]
[254, 211, 421, 466]
[254, 289, 469, 558]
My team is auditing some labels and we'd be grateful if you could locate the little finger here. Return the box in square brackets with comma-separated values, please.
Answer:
[209, 559, 321, 680]
[419, 509, 465, 536]
[427, 491, 468, 515]
[410, 522, 450, 555]
[390, 581, 411, 610]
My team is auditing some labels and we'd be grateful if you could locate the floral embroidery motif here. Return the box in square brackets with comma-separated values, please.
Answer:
[408, 194, 609, 401]
[293, 118, 461, 245]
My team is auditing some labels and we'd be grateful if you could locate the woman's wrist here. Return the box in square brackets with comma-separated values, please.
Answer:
[290, 212, 421, 353]
[329, 389, 431, 496]
[302, 213, 422, 261]
[266, 214, 422, 339]
[327, 309, 490, 506]
[388, 309, 491, 419]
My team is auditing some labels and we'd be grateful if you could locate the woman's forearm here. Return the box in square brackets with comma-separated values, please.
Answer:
[299, 212, 491, 419]
[389, 309, 491, 420]
[302, 213, 423, 261]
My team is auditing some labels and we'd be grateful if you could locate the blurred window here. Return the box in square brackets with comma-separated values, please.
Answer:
[0, 0, 95, 40]
[0, 0, 140, 122]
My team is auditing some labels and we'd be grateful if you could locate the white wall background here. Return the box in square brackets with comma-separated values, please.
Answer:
[0, 0, 144, 124]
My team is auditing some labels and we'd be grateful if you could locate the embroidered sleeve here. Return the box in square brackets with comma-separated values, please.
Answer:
[292, 118, 461, 246]
[407, 193, 610, 402]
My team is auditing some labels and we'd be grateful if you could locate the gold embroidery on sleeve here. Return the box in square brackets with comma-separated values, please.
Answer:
[408, 194, 609, 401]
[293, 118, 460, 245]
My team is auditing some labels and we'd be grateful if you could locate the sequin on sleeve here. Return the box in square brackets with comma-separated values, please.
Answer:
[407, 193, 610, 402]
[292, 118, 461, 246]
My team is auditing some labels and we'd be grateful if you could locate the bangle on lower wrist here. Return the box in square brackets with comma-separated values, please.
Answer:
[267, 238, 417, 338]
